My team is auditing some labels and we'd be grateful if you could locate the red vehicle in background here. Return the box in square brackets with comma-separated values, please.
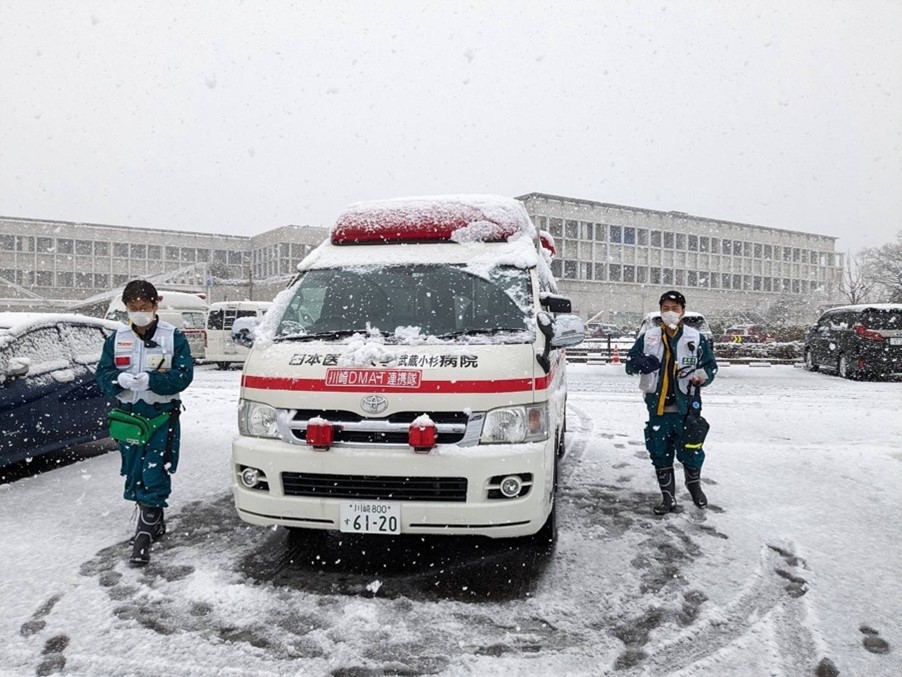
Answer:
[719, 324, 774, 344]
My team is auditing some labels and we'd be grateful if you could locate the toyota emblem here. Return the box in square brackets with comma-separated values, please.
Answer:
[360, 394, 388, 415]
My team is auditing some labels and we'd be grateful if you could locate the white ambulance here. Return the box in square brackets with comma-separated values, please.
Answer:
[231, 195, 584, 545]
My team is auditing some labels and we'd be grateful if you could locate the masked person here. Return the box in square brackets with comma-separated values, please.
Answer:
[625, 290, 717, 514]
[95, 280, 194, 565]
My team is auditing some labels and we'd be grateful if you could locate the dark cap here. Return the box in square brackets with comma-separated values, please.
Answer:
[122, 280, 160, 304]
[659, 290, 686, 307]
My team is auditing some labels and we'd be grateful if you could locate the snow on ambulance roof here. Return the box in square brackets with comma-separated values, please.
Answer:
[330, 194, 536, 245]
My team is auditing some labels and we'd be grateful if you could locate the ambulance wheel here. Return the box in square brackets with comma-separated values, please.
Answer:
[532, 455, 559, 550]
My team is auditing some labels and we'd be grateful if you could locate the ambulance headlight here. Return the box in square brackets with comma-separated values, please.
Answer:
[238, 399, 280, 439]
[480, 404, 548, 444]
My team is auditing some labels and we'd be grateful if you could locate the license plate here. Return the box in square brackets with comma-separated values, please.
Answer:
[890, 337, 902, 346]
[340, 501, 401, 534]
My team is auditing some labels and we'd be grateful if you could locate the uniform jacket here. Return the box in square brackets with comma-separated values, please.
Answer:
[96, 319, 194, 416]
[626, 323, 717, 416]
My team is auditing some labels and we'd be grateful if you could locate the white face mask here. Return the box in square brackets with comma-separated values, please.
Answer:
[128, 311, 155, 328]
[661, 310, 682, 328]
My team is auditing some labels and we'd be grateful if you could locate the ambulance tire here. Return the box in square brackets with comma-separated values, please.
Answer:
[532, 455, 559, 551]
[216, 362, 231, 370]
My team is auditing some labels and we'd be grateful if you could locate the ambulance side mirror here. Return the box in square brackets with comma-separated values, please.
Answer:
[231, 317, 257, 348]
[550, 314, 585, 348]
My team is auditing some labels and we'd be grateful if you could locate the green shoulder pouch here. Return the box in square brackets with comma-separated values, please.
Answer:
[108, 409, 171, 446]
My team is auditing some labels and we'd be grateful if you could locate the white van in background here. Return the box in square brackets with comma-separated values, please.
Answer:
[205, 301, 272, 369]
[105, 290, 209, 362]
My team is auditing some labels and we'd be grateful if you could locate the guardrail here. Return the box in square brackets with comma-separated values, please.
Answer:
[566, 339, 804, 366]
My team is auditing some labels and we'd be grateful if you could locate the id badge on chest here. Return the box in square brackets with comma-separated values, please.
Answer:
[145, 353, 172, 371]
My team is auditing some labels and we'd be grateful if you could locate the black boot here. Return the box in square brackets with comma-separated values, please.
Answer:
[129, 505, 166, 545]
[653, 466, 683, 515]
[684, 466, 708, 508]
[130, 505, 164, 567]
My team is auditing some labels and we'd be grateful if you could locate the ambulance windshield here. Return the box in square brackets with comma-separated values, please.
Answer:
[275, 264, 533, 341]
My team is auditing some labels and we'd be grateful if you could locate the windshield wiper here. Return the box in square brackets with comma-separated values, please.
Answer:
[277, 329, 370, 342]
[437, 327, 527, 338]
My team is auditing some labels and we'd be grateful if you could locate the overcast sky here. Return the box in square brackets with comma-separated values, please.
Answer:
[1, 1, 900, 254]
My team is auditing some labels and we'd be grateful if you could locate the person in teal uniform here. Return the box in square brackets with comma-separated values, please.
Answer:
[96, 280, 194, 565]
[625, 290, 718, 514]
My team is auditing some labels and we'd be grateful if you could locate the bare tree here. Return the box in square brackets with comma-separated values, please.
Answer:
[860, 231, 902, 302]
[839, 251, 876, 304]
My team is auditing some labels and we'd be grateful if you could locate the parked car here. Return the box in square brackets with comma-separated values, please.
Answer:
[0, 313, 119, 467]
[636, 310, 714, 343]
[803, 304, 902, 379]
[586, 322, 625, 339]
[718, 324, 774, 344]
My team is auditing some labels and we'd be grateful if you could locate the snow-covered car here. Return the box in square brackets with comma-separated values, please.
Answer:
[587, 322, 626, 339]
[635, 310, 714, 343]
[804, 303, 902, 379]
[0, 313, 120, 467]
[231, 195, 585, 546]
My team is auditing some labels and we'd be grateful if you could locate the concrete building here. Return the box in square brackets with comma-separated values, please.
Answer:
[0, 216, 328, 311]
[2, 193, 844, 325]
[517, 192, 844, 326]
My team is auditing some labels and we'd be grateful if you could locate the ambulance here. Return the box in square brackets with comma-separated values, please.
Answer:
[231, 195, 584, 545]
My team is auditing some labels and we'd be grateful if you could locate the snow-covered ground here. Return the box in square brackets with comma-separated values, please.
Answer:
[1, 363, 900, 676]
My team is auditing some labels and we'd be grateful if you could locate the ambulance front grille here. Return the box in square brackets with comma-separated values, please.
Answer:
[288, 410, 469, 445]
[281, 472, 468, 502]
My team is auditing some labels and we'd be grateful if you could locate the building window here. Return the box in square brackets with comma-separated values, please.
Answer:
[763, 277, 772, 292]
[565, 220, 578, 239]
[16, 236, 35, 252]
[228, 250, 243, 265]
[650, 230, 662, 247]
[94, 273, 109, 288]
[58, 239, 74, 254]
[0, 235, 14, 250]
[594, 262, 605, 280]
[563, 260, 578, 278]
[130, 244, 146, 259]
[75, 272, 93, 288]
[623, 227, 636, 245]
[733, 240, 743, 256]
[675, 234, 686, 250]
[550, 259, 562, 278]
[623, 265, 635, 282]
[113, 274, 130, 287]
[594, 223, 606, 241]
[94, 241, 109, 256]
[754, 243, 763, 258]
[610, 225, 622, 243]
[609, 264, 622, 281]
[743, 275, 752, 290]
[181, 248, 196, 262]
[764, 244, 773, 259]
[722, 273, 731, 289]
[688, 235, 698, 252]
[687, 271, 698, 286]
[35, 270, 54, 286]
[699, 236, 710, 253]
[674, 270, 685, 286]
[722, 240, 732, 255]
[663, 232, 675, 249]
[549, 218, 563, 238]
[650, 267, 661, 284]
[37, 237, 54, 252]
[783, 247, 792, 262]
[792, 279, 800, 293]
[114, 243, 129, 258]
[662, 269, 673, 285]
[57, 272, 74, 287]
[197, 249, 210, 262]
[636, 266, 648, 283]
[793, 248, 801, 262]
[75, 240, 92, 255]
[637, 228, 648, 246]
[733, 274, 742, 289]
[753, 275, 762, 290]
[166, 246, 180, 261]
[147, 245, 162, 259]
[579, 262, 592, 280]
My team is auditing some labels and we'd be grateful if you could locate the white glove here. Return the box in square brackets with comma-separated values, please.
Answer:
[131, 372, 150, 392]
[690, 370, 707, 386]
[117, 372, 136, 389]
